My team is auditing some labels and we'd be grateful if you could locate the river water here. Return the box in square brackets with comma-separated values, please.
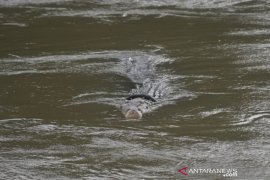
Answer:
[0, 0, 269, 179]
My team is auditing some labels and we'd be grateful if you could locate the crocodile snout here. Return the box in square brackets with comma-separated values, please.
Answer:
[124, 109, 142, 119]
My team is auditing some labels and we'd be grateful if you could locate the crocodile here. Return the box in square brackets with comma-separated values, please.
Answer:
[67, 51, 191, 119]
[121, 78, 168, 119]
[119, 55, 172, 119]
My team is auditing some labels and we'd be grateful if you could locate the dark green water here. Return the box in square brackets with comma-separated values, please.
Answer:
[0, 0, 269, 179]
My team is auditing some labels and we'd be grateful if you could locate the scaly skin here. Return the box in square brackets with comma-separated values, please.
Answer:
[121, 57, 169, 119]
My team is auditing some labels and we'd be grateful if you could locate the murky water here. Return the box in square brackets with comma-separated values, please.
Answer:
[0, 0, 270, 179]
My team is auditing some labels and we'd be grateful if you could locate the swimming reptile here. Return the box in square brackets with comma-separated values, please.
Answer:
[121, 78, 167, 119]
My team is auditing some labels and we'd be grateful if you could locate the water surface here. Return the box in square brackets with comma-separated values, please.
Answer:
[0, 0, 269, 179]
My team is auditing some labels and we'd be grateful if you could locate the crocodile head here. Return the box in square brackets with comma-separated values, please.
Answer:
[121, 98, 151, 119]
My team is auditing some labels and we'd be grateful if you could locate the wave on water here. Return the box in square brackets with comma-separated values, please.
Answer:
[0, 0, 256, 8]
[232, 113, 270, 126]
[2, 0, 268, 22]
[0, 0, 73, 6]
[227, 96, 270, 127]
[0, 50, 170, 76]
[39, 0, 243, 20]
[0, 118, 43, 130]
[1, 0, 270, 28]
[220, 43, 270, 72]
[226, 29, 270, 36]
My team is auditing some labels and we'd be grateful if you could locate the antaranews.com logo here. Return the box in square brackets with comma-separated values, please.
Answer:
[178, 166, 237, 177]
